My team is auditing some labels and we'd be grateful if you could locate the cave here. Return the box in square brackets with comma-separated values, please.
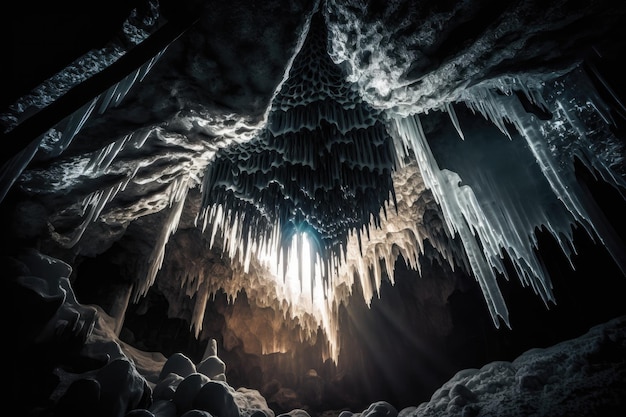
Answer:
[2, 1, 626, 417]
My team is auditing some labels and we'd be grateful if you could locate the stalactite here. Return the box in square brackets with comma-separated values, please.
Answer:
[197, 7, 399, 305]
[50, 178, 131, 248]
[446, 102, 465, 140]
[0, 40, 168, 208]
[134, 175, 190, 301]
[12, 0, 622, 368]
[377, 69, 626, 328]
[463, 72, 626, 273]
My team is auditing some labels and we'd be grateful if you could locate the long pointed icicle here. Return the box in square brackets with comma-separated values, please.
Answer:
[446, 102, 465, 140]
[389, 113, 511, 327]
[135, 175, 191, 301]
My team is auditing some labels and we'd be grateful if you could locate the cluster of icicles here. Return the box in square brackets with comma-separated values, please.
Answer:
[196, 5, 400, 325]
[191, 67, 626, 362]
[3, 4, 625, 364]
[0, 49, 167, 204]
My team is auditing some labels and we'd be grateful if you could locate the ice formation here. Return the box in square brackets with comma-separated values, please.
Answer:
[4, 0, 625, 365]
[386, 68, 626, 328]
[188, 4, 625, 360]
[0, 42, 168, 204]
[196, 8, 398, 301]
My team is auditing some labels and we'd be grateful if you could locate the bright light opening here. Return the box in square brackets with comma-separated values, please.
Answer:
[262, 231, 326, 315]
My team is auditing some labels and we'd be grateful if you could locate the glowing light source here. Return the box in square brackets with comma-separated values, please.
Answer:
[262, 230, 326, 314]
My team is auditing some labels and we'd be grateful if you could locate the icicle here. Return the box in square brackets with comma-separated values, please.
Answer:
[98, 84, 120, 114]
[191, 283, 209, 338]
[138, 48, 168, 81]
[446, 102, 465, 140]
[135, 175, 190, 300]
[91, 135, 132, 174]
[96, 46, 168, 116]
[49, 97, 100, 157]
[388, 113, 512, 327]
[52, 179, 129, 248]
[131, 127, 153, 149]
[111, 69, 142, 108]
